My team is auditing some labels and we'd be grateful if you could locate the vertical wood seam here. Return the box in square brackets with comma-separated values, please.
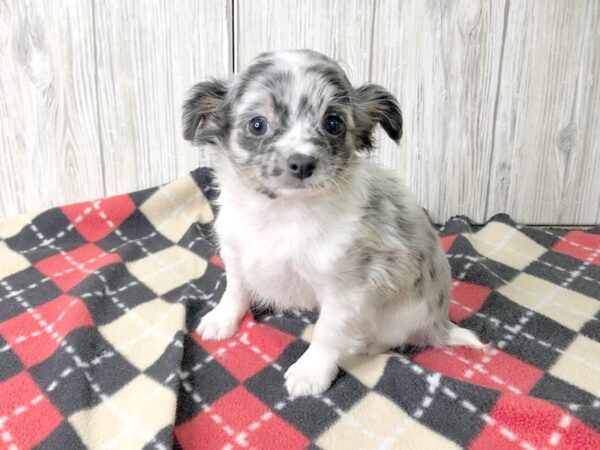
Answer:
[562, 0, 592, 222]
[484, 0, 511, 220]
[367, 0, 378, 81]
[230, 0, 236, 74]
[90, 0, 107, 198]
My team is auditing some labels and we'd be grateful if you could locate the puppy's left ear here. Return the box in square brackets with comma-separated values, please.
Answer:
[182, 78, 230, 145]
[353, 84, 402, 149]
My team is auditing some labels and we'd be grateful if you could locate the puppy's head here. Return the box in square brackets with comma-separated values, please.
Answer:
[183, 49, 402, 198]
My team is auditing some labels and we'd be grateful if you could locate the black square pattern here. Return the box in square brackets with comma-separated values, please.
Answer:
[29, 327, 139, 416]
[70, 265, 157, 325]
[5, 209, 87, 264]
[525, 250, 600, 300]
[0, 334, 24, 382]
[0, 267, 62, 321]
[462, 292, 577, 370]
[174, 335, 239, 425]
[95, 212, 173, 263]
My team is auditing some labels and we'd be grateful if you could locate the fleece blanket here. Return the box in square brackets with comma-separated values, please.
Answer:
[0, 168, 599, 450]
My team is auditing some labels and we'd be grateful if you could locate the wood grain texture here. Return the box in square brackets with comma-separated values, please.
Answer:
[234, 0, 374, 81]
[486, 0, 600, 224]
[94, 0, 230, 197]
[371, 0, 507, 223]
[0, 0, 104, 218]
[1, 1, 599, 224]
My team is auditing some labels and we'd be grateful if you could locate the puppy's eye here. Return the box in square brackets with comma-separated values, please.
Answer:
[248, 116, 268, 136]
[323, 115, 345, 136]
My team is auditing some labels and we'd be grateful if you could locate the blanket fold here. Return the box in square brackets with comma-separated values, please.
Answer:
[0, 168, 598, 449]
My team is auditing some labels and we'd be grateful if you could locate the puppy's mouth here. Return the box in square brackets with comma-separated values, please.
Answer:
[265, 176, 332, 199]
[292, 177, 323, 189]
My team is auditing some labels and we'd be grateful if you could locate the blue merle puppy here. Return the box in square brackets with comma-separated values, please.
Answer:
[183, 49, 485, 397]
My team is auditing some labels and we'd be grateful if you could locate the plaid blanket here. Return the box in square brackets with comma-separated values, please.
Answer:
[0, 168, 599, 450]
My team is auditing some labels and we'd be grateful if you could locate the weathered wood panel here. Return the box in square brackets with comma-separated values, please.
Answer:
[371, 0, 507, 223]
[0, 0, 104, 217]
[94, 0, 230, 196]
[486, 0, 600, 224]
[234, 0, 374, 81]
[1, 0, 599, 224]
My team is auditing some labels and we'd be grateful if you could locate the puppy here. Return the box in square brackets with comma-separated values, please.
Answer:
[183, 49, 484, 397]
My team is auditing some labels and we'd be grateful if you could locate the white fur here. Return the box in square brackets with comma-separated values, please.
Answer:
[194, 50, 485, 397]
[197, 156, 484, 397]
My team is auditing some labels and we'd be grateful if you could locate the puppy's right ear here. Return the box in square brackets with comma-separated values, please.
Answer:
[182, 79, 229, 145]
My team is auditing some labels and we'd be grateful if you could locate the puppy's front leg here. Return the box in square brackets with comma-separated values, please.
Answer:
[285, 295, 360, 397]
[197, 246, 250, 340]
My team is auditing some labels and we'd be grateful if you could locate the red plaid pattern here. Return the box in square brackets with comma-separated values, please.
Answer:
[0, 294, 93, 368]
[0, 169, 598, 449]
[195, 315, 295, 382]
[34, 243, 122, 292]
[0, 372, 63, 449]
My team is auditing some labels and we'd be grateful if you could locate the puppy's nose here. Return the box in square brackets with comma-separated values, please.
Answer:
[287, 154, 317, 180]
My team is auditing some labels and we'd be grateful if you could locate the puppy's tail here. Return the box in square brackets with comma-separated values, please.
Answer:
[444, 325, 488, 349]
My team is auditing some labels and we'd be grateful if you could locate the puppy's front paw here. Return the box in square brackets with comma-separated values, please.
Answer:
[197, 308, 241, 340]
[284, 354, 338, 397]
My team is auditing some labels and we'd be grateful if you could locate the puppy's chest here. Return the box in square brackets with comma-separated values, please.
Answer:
[218, 203, 355, 302]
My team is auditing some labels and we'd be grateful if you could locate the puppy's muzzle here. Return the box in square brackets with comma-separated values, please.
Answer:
[287, 154, 317, 180]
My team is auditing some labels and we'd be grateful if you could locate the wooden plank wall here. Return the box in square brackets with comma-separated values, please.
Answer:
[1, 0, 599, 224]
[0, 0, 230, 215]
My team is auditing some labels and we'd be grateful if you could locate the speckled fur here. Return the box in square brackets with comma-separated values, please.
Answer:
[184, 50, 485, 397]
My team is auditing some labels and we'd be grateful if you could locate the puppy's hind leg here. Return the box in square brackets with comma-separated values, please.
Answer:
[426, 289, 488, 349]
[445, 324, 488, 349]
[423, 319, 488, 350]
